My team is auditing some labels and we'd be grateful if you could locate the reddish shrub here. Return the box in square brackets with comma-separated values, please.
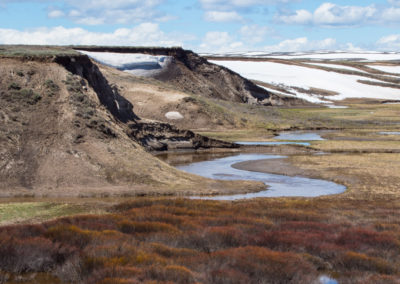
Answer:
[0, 224, 46, 239]
[207, 268, 251, 284]
[336, 228, 400, 251]
[46, 225, 99, 249]
[361, 274, 400, 284]
[150, 243, 198, 258]
[117, 220, 178, 235]
[336, 251, 397, 274]
[209, 246, 317, 283]
[128, 210, 185, 227]
[99, 278, 141, 284]
[145, 265, 195, 284]
[264, 209, 323, 222]
[254, 230, 332, 252]
[204, 226, 247, 249]
[279, 221, 340, 233]
[0, 236, 76, 273]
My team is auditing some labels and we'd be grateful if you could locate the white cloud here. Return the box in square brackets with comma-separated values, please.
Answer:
[314, 3, 376, 26]
[277, 1, 400, 26]
[278, 2, 377, 26]
[200, 0, 297, 10]
[199, 31, 244, 52]
[376, 34, 400, 50]
[204, 10, 243, 22]
[47, 9, 65, 18]
[277, 9, 312, 24]
[381, 7, 400, 21]
[43, 0, 167, 25]
[345, 43, 364, 52]
[264, 37, 337, 52]
[0, 24, 184, 46]
[239, 24, 272, 44]
[388, 0, 400, 6]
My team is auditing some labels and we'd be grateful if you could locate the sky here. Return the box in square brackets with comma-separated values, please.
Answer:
[0, 0, 400, 53]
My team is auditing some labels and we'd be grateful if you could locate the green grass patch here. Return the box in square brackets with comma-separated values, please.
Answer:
[0, 202, 102, 225]
[0, 45, 79, 58]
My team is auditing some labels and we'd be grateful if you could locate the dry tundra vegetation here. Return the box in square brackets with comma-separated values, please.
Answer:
[1, 46, 400, 283]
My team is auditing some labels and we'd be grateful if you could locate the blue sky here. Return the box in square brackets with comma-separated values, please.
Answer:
[0, 0, 400, 52]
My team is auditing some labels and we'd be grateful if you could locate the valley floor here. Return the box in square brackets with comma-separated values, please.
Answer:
[1, 101, 400, 283]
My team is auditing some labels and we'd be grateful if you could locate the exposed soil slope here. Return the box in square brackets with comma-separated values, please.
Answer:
[76, 47, 308, 107]
[95, 63, 247, 131]
[0, 53, 260, 197]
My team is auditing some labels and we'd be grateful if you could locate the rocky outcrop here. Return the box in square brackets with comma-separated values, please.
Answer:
[75, 47, 308, 106]
[128, 122, 238, 151]
[55, 55, 138, 123]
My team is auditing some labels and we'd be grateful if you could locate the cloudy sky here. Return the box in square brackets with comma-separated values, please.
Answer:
[0, 0, 400, 53]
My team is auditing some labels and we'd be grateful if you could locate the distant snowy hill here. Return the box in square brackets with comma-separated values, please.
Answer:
[207, 52, 400, 104]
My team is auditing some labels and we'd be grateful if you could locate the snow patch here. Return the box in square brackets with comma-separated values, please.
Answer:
[326, 105, 349, 109]
[205, 51, 400, 62]
[78, 50, 172, 77]
[211, 60, 400, 103]
[165, 111, 184, 120]
[306, 62, 366, 73]
[257, 85, 326, 104]
[367, 65, 400, 74]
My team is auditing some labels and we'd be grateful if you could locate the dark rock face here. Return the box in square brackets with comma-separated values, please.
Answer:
[74, 47, 307, 106]
[128, 122, 238, 151]
[55, 55, 139, 123]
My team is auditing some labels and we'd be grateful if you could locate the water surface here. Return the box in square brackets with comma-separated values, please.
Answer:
[177, 154, 346, 200]
[236, 141, 311, 146]
[379, 131, 400, 135]
[274, 131, 325, 141]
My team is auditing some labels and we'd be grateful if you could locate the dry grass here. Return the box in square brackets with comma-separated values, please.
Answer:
[289, 153, 400, 197]
[311, 140, 400, 152]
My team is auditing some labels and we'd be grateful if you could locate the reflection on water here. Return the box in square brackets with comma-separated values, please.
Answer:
[274, 131, 325, 141]
[156, 151, 237, 166]
[175, 153, 346, 200]
[236, 141, 311, 146]
[326, 105, 349, 109]
[319, 275, 338, 284]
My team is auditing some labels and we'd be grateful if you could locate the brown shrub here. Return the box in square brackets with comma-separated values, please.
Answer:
[337, 251, 397, 274]
[207, 268, 251, 284]
[203, 226, 247, 249]
[208, 246, 317, 283]
[336, 228, 400, 251]
[150, 243, 198, 258]
[0, 224, 46, 239]
[53, 254, 83, 283]
[46, 225, 98, 249]
[0, 236, 76, 273]
[99, 278, 141, 284]
[145, 265, 195, 284]
[117, 220, 178, 235]
[360, 274, 400, 284]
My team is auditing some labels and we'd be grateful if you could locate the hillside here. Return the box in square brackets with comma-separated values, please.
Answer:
[0, 46, 262, 197]
[76, 46, 307, 107]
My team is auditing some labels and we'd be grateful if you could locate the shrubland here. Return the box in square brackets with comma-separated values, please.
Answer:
[1, 197, 399, 283]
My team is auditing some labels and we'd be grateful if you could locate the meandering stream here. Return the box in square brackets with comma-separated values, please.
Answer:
[176, 153, 346, 200]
